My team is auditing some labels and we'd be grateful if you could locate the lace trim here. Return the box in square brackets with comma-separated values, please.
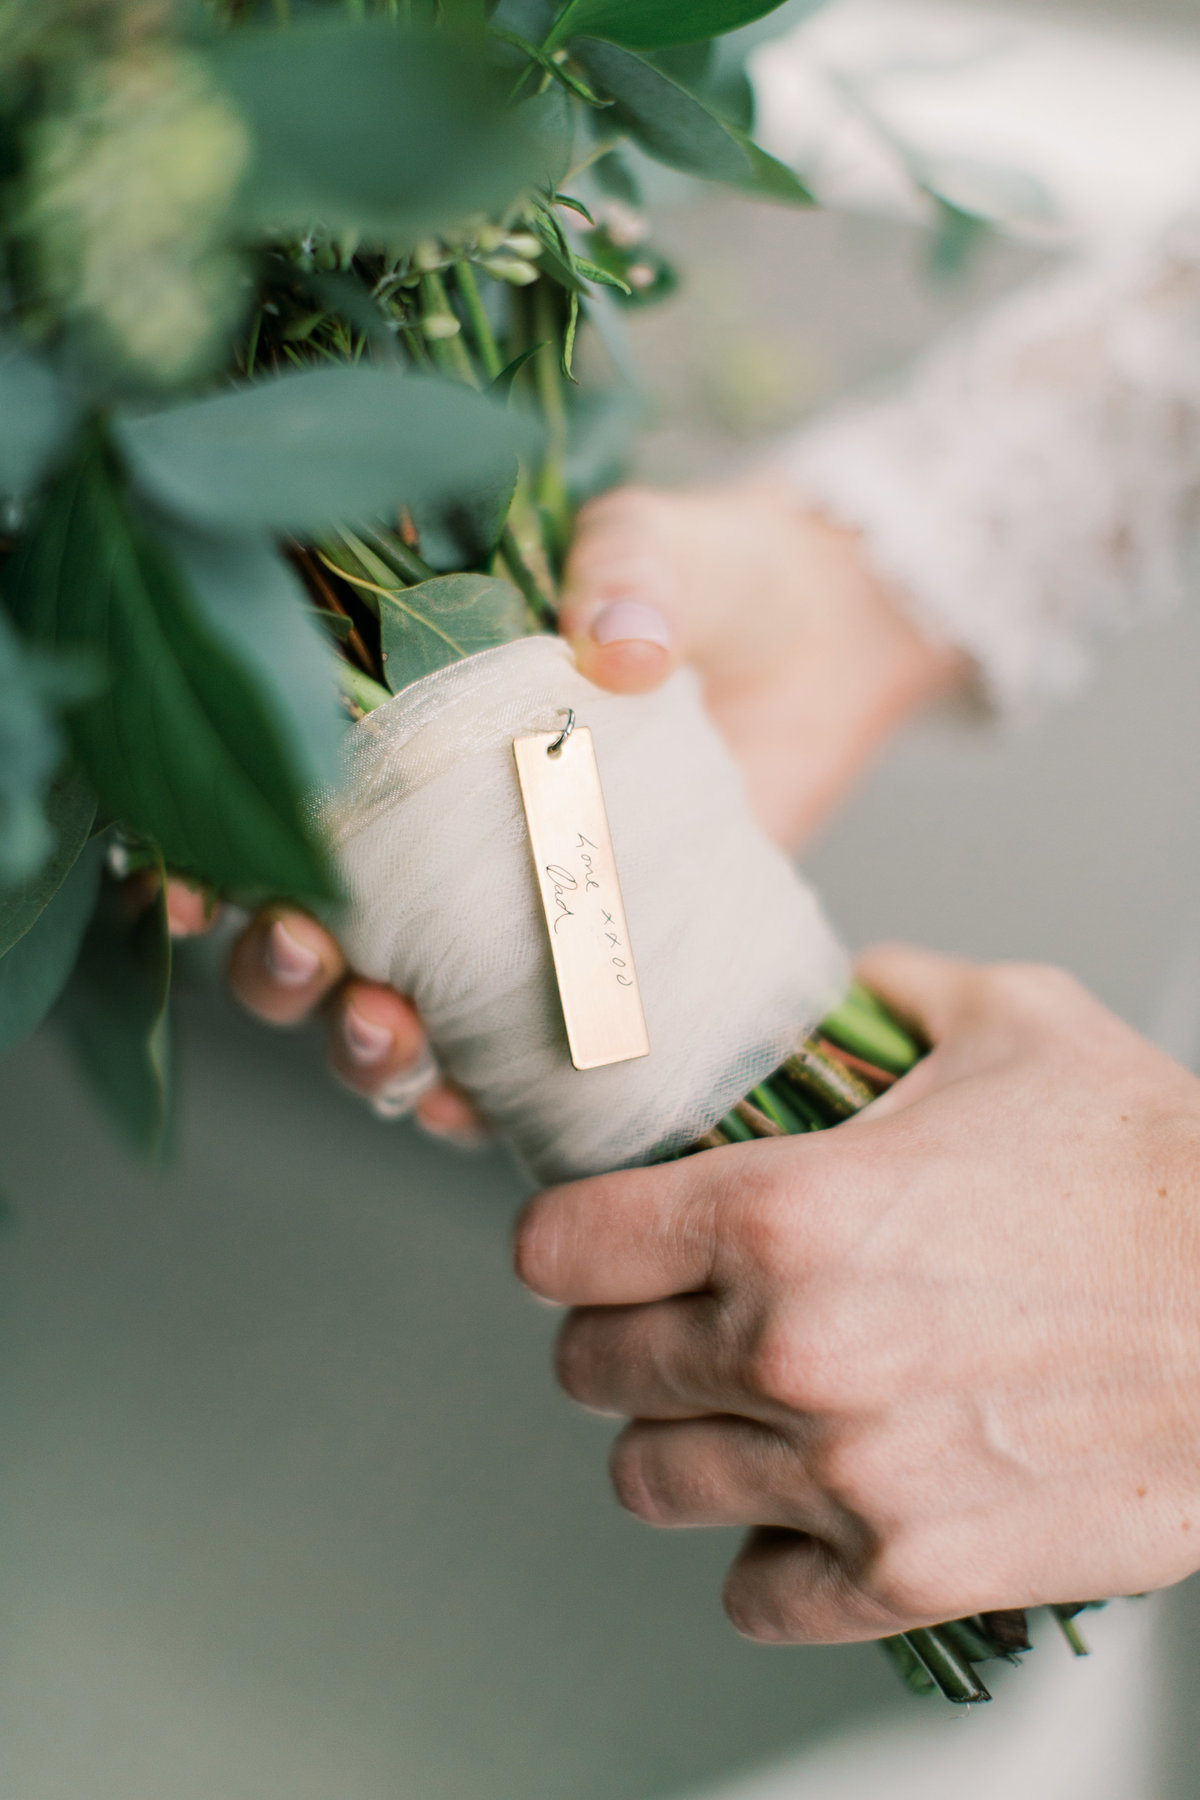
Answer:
[785, 216, 1200, 712]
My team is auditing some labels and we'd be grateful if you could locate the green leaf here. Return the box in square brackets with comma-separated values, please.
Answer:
[404, 459, 519, 572]
[6, 434, 334, 900]
[115, 365, 536, 535]
[0, 336, 77, 500]
[211, 19, 541, 240]
[60, 862, 173, 1160]
[0, 602, 97, 885]
[155, 521, 343, 796]
[0, 833, 103, 1057]
[574, 39, 812, 201]
[0, 767, 95, 958]
[515, 81, 575, 192]
[546, 0, 788, 52]
[379, 573, 527, 690]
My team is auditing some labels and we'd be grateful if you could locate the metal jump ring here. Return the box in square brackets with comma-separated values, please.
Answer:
[547, 707, 576, 756]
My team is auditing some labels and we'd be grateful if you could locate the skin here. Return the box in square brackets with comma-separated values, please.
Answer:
[169, 476, 1200, 1633]
[515, 946, 1200, 1640]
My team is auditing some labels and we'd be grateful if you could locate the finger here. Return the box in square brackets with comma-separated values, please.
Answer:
[723, 1527, 890, 1645]
[611, 1418, 847, 1537]
[228, 909, 346, 1027]
[164, 878, 220, 939]
[559, 490, 676, 695]
[853, 943, 980, 1049]
[328, 980, 439, 1117]
[515, 1150, 745, 1306]
[556, 1295, 732, 1420]
[415, 1081, 491, 1147]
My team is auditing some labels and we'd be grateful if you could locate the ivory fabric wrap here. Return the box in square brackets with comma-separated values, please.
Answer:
[325, 636, 849, 1183]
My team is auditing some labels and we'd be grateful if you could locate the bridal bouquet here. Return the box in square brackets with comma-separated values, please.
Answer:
[0, 0, 1098, 1702]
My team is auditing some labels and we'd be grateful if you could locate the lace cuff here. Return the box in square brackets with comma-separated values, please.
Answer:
[784, 218, 1200, 712]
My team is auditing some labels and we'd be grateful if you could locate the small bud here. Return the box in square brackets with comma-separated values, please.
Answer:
[478, 255, 540, 286]
[504, 232, 542, 259]
[413, 240, 446, 272]
[626, 262, 656, 290]
[422, 312, 462, 339]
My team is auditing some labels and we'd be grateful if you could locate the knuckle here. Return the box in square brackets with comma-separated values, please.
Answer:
[744, 1323, 817, 1412]
[810, 1432, 885, 1514]
[608, 1431, 684, 1525]
[866, 1536, 953, 1624]
[986, 961, 1082, 1021]
[552, 1314, 596, 1403]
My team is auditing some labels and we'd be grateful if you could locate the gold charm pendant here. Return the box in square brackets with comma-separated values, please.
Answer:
[514, 715, 650, 1071]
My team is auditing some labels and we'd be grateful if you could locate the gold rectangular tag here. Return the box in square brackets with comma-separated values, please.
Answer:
[514, 726, 650, 1071]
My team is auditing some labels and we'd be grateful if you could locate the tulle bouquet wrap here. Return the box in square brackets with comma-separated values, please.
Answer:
[0, 0, 1101, 1707]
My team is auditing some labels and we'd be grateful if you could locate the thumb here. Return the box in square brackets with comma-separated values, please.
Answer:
[558, 490, 679, 695]
[853, 942, 981, 1048]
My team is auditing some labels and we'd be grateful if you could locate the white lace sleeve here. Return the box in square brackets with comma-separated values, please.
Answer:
[785, 217, 1200, 712]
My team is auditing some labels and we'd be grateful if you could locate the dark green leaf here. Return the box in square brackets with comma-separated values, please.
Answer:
[0, 766, 94, 957]
[313, 608, 354, 642]
[379, 573, 527, 690]
[516, 81, 575, 191]
[0, 603, 97, 884]
[0, 833, 103, 1056]
[404, 459, 519, 571]
[0, 336, 77, 500]
[211, 19, 541, 240]
[115, 365, 536, 535]
[491, 343, 546, 398]
[6, 435, 334, 900]
[155, 520, 343, 796]
[574, 40, 812, 201]
[490, 0, 557, 35]
[60, 864, 172, 1160]
[547, 0, 788, 52]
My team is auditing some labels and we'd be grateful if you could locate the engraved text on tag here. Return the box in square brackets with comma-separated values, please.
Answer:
[513, 726, 650, 1071]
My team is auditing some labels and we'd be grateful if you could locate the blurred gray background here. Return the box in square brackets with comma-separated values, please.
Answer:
[5, 1, 1200, 1795]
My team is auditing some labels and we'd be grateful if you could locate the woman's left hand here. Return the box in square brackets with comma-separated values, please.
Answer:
[514, 946, 1200, 1640]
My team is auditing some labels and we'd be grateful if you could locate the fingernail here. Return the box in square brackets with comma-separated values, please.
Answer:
[589, 601, 671, 650]
[342, 1006, 394, 1068]
[264, 918, 321, 988]
[370, 1047, 439, 1121]
[415, 1115, 491, 1150]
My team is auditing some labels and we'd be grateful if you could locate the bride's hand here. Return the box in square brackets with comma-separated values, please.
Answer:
[559, 474, 964, 850]
[188, 473, 963, 1136]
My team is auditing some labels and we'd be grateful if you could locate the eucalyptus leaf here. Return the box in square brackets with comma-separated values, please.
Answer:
[574, 39, 812, 201]
[155, 521, 343, 796]
[116, 365, 536, 535]
[60, 862, 173, 1160]
[0, 767, 95, 958]
[0, 336, 77, 500]
[546, 0, 789, 52]
[379, 573, 527, 689]
[0, 603, 97, 885]
[7, 434, 334, 900]
[211, 19, 540, 240]
[516, 81, 575, 192]
[405, 460, 519, 571]
[0, 833, 103, 1057]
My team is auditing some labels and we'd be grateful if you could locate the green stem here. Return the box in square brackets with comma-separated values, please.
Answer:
[455, 262, 504, 382]
[354, 522, 437, 586]
[419, 271, 480, 389]
[902, 1629, 992, 1704]
[531, 280, 570, 542]
[336, 660, 392, 715]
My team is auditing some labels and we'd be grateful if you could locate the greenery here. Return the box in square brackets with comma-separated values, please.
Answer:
[0, 0, 1087, 1707]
